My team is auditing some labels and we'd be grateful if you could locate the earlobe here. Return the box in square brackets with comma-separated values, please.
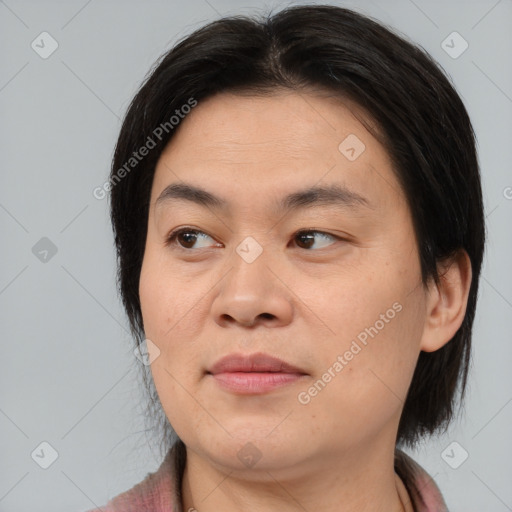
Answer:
[420, 250, 473, 353]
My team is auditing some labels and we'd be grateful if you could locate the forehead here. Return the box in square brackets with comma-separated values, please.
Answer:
[151, 90, 406, 215]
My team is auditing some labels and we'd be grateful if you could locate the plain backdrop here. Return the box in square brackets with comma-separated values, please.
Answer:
[1, 0, 511, 511]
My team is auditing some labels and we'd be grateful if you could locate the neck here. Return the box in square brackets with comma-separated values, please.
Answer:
[181, 439, 410, 512]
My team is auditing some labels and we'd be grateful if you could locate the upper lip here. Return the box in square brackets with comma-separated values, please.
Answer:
[207, 352, 307, 375]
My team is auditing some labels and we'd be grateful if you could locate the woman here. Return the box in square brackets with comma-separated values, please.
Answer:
[88, 4, 485, 511]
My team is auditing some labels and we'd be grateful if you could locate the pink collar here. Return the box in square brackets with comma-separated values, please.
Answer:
[92, 443, 448, 512]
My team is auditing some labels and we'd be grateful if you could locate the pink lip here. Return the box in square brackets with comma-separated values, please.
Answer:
[207, 352, 308, 394]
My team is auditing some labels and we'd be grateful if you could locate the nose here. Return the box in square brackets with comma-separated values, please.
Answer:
[210, 247, 294, 328]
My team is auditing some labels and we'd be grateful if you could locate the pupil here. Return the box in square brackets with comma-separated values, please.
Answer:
[298, 233, 314, 248]
[180, 232, 196, 247]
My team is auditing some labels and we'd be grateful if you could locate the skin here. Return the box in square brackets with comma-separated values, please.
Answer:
[139, 89, 472, 512]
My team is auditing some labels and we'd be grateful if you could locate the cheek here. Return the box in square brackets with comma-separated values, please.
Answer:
[139, 248, 205, 341]
[140, 254, 208, 439]
[295, 308, 423, 447]
[293, 261, 424, 427]
[292, 261, 398, 345]
[139, 248, 211, 391]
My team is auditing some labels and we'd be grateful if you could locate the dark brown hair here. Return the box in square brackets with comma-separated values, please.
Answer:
[108, 4, 485, 451]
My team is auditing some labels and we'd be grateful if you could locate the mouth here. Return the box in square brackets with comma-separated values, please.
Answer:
[206, 352, 308, 394]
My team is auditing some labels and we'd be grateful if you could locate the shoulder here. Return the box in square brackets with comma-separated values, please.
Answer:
[395, 449, 449, 512]
[82, 444, 183, 512]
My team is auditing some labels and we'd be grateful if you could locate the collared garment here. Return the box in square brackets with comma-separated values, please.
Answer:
[85, 441, 448, 512]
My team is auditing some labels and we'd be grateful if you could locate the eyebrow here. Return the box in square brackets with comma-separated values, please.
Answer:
[155, 182, 372, 214]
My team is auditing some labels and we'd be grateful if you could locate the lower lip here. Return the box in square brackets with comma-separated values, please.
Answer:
[209, 372, 306, 394]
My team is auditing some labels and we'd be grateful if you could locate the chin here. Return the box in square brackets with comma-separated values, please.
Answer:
[198, 429, 305, 469]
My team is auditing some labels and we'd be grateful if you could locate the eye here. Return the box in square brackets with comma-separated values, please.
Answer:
[166, 227, 220, 250]
[166, 227, 342, 251]
[293, 230, 340, 250]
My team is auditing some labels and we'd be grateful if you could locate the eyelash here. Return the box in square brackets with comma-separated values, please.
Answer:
[165, 227, 345, 251]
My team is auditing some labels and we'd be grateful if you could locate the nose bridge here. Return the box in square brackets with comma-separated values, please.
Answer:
[211, 237, 293, 327]
[226, 237, 274, 301]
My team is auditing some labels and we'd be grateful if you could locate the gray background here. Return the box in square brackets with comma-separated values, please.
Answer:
[1, 0, 511, 510]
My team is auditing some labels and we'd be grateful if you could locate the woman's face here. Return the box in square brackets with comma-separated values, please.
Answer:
[139, 90, 429, 474]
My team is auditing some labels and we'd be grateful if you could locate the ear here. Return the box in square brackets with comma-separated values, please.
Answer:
[420, 249, 472, 353]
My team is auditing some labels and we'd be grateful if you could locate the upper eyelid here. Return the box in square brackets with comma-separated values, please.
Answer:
[168, 227, 214, 240]
[168, 227, 338, 238]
